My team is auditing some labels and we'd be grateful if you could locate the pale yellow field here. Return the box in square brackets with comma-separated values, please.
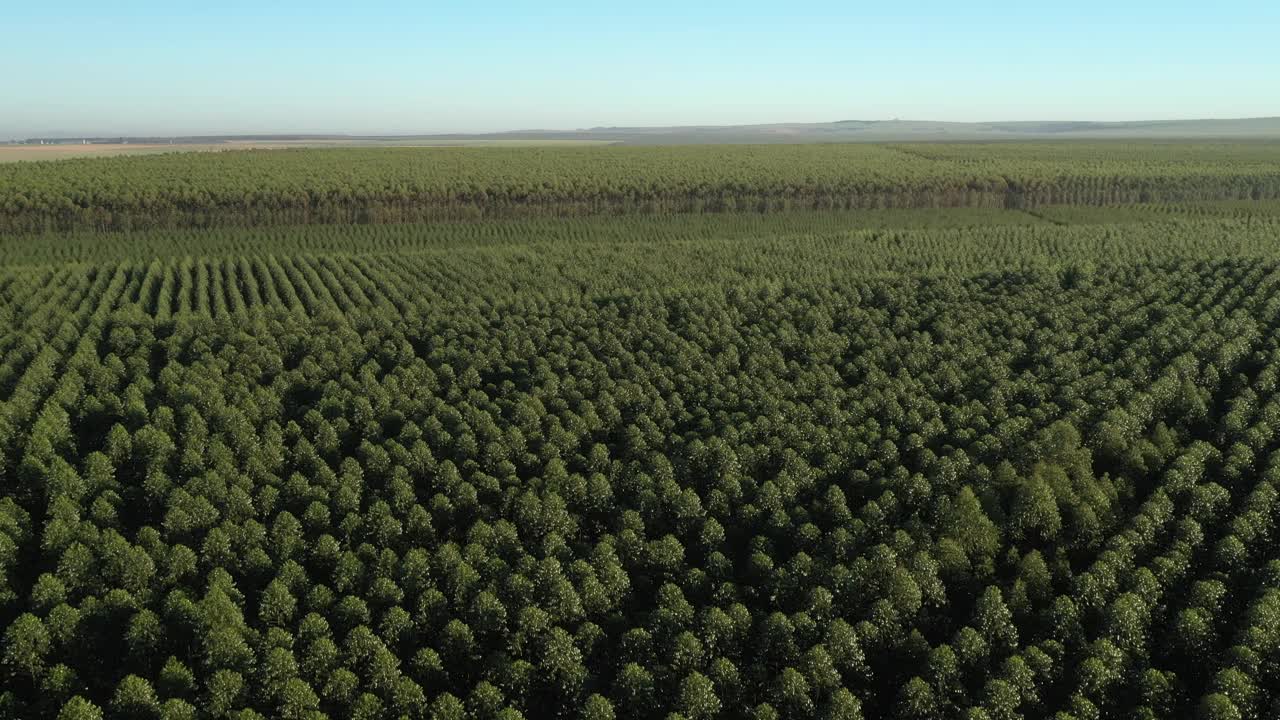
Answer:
[0, 138, 615, 163]
[0, 143, 295, 163]
[227, 139, 617, 148]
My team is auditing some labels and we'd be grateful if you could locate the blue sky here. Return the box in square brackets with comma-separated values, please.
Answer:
[3, 1, 1278, 138]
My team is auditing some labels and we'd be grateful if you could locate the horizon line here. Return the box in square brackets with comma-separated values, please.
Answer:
[7, 115, 1280, 142]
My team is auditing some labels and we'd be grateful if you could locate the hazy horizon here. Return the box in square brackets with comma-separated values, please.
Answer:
[7, 115, 1280, 143]
[6, 1, 1278, 140]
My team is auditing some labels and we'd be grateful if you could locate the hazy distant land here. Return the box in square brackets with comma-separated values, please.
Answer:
[4, 117, 1279, 161]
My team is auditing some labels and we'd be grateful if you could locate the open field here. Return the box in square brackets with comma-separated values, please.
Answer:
[5, 142, 1280, 719]
[0, 143, 289, 163]
[8, 118, 1279, 163]
[0, 139, 616, 163]
[9, 117, 1280, 149]
[225, 139, 619, 148]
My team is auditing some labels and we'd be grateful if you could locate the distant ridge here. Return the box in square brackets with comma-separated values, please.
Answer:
[560, 117, 1280, 143]
[16, 117, 1280, 146]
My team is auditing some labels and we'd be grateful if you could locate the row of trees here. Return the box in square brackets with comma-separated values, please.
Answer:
[3, 218, 1280, 328]
[4, 237, 1280, 717]
[7, 202, 1280, 268]
[2, 143, 1279, 231]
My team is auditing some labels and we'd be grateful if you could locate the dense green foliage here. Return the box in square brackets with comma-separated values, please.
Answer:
[5, 144, 1280, 719]
[2, 142, 1280, 232]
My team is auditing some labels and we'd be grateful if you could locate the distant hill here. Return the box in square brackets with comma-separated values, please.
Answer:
[541, 117, 1280, 144]
[17, 117, 1280, 146]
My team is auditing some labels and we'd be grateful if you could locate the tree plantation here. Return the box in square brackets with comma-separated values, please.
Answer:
[3, 143, 1280, 233]
[3, 143, 1280, 719]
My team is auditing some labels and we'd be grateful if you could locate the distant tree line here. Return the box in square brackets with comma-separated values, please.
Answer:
[2, 143, 1279, 232]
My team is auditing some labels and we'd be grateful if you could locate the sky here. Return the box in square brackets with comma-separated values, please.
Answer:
[3, 1, 1279, 138]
